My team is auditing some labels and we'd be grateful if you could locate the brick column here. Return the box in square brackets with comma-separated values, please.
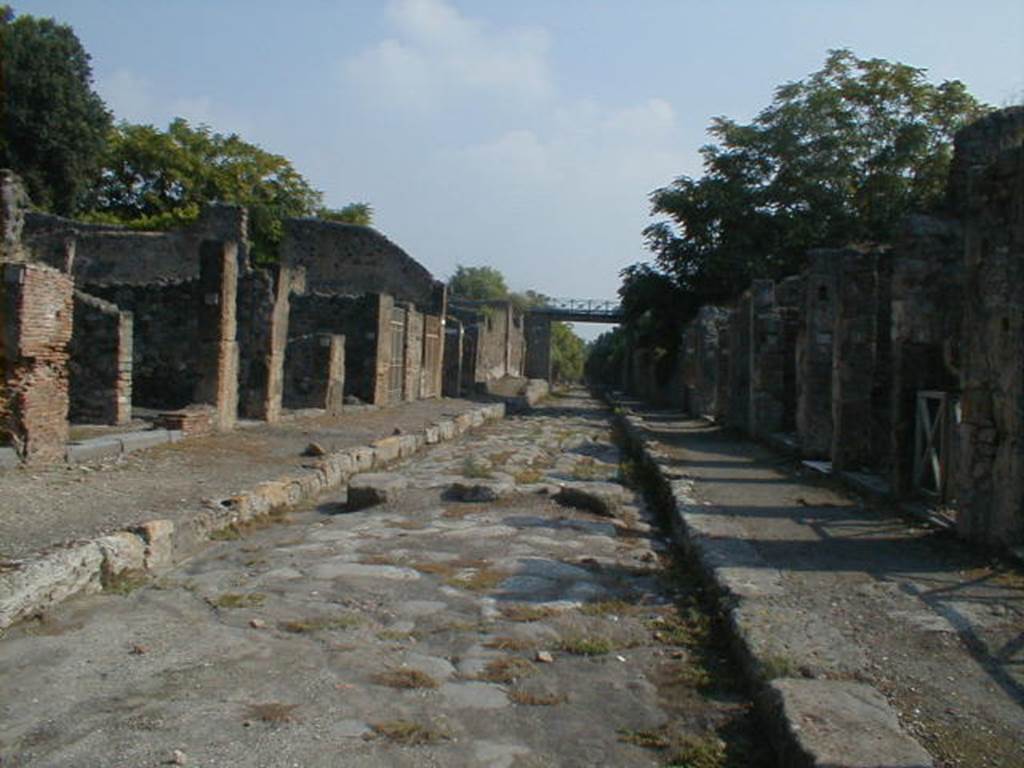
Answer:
[194, 240, 239, 431]
[0, 262, 74, 463]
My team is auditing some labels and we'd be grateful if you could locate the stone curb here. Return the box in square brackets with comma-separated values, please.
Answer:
[0, 402, 505, 632]
[606, 395, 934, 768]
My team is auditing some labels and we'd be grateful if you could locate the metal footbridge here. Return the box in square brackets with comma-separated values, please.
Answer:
[530, 298, 623, 323]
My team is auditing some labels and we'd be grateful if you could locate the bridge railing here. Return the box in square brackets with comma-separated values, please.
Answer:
[538, 298, 622, 317]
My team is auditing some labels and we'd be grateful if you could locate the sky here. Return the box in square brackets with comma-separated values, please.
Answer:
[16, 1, 1024, 339]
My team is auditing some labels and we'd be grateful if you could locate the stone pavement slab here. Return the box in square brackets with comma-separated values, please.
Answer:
[0, 390, 770, 767]
[612, 395, 1024, 768]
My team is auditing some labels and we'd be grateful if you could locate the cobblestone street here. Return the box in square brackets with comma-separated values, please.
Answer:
[0, 392, 765, 768]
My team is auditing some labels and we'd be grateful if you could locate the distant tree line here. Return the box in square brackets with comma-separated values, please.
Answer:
[588, 49, 990, 387]
[0, 5, 371, 263]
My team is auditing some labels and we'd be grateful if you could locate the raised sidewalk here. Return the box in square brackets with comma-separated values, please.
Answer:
[0, 398, 505, 630]
[610, 394, 1024, 768]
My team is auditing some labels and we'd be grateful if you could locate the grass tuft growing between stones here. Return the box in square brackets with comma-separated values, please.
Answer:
[460, 458, 493, 479]
[368, 720, 449, 745]
[373, 668, 439, 689]
[579, 599, 635, 617]
[476, 656, 535, 684]
[211, 592, 265, 609]
[444, 565, 506, 592]
[618, 726, 727, 768]
[513, 467, 545, 485]
[246, 702, 300, 724]
[102, 569, 148, 596]
[498, 604, 559, 622]
[557, 634, 616, 656]
[484, 636, 537, 651]
[508, 688, 567, 706]
[278, 615, 363, 634]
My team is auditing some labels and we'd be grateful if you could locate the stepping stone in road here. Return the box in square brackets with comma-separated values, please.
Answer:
[346, 473, 409, 510]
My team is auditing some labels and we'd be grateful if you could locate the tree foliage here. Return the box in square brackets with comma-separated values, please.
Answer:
[318, 202, 373, 226]
[447, 265, 509, 302]
[644, 49, 988, 304]
[0, 5, 112, 214]
[584, 327, 627, 387]
[550, 321, 586, 383]
[85, 118, 323, 263]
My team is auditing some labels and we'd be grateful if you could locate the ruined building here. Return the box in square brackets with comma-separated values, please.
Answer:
[622, 107, 1024, 549]
[0, 174, 478, 464]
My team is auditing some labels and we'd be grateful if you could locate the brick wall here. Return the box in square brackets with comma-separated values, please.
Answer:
[0, 262, 74, 463]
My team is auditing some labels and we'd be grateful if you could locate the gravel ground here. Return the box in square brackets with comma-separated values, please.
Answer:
[0, 399, 485, 561]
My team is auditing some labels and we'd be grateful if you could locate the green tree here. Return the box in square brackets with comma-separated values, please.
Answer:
[447, 265, 509, 301]
[645, 49, 988, 304]
[318, 202, 373, 226]
[0, 5, 112, 214]
[584, 327, 627, 388]
[550, 321, 585, 383]
[86, 118, 323, 263]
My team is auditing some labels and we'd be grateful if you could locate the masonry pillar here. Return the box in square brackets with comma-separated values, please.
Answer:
[372, 293, 395, 406]
[524, 314, 552, 382]
[0, 262, 74, 463]
[443, 319, 464, 397]
[194, 240, 239, 431]
[957, 137, 1024, 547]
[403, 305, 424, 401]
[830, 248, 890, 472]
[796, 250, 841, 458]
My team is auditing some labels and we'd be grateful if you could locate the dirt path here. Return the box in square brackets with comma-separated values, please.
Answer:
[0, 391, 769, 768]
[621, 400, 1024, 768]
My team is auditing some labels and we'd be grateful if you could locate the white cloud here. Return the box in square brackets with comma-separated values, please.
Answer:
[343, 0, 552, 113]
[97, 68, 252, 135]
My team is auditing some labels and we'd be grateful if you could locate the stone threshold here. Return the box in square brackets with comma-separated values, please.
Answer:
[606, 394, 934, 768]
[0, 402, 505, 632]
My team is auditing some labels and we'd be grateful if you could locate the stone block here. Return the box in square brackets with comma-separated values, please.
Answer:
[372, 436, 402, 466]
[119, 430, 172, 454]
[437, 420, 456, 441]
[424, 425, 441, 444]
[0, 542, 104, 630]
[95, 532, 146, 579]
[347, 473, 409, 510]
[0, 446, 20, 469]
[66, 437, 123, 464]
[131, 519, 175, 571]
[554, 482, 627, 517]
[763, 679, 933, 768]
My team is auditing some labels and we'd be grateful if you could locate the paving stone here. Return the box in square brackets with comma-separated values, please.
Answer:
[765, 679, 934, 768]
[554, 482, 628, 517]
[346, 473, 409, 510]
[440, 682, 509, 709]
[445, 481, 514, 502]
[307, 559, 421, 581]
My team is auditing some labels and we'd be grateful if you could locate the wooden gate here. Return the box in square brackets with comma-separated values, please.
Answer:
[389, 307, 406, 405]
[913, 390, 958, 502]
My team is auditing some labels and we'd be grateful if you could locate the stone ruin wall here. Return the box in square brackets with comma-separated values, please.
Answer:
[451, 302, 527, 391]
[281, 219, 443, 312]
[624, 106, 1024, 549]
[957, 109, 1024, 546]
[69, 291, 132, 425]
